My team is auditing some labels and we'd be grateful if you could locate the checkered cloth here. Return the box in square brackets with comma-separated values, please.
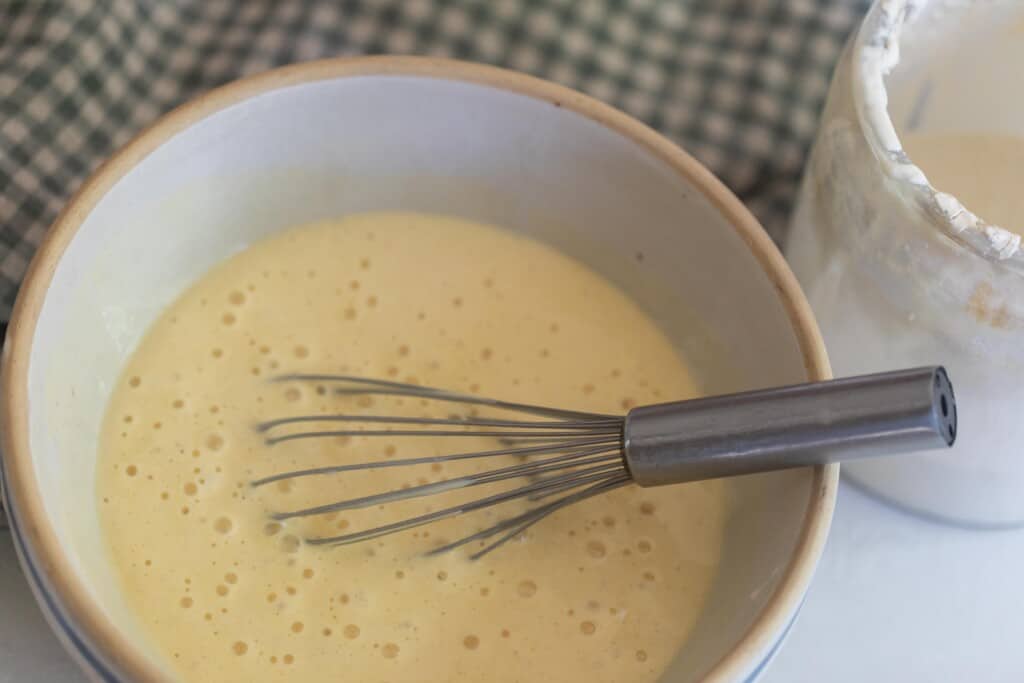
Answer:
[0, 0, 868, 320]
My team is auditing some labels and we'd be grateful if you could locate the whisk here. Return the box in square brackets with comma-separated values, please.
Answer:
[252, 366, 956, 558]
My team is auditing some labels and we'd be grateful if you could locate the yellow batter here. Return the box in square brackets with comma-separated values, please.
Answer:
[97, 212, 727, 682]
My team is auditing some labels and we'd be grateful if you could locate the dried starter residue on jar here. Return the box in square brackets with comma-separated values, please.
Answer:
[853, 0, 1022, 260]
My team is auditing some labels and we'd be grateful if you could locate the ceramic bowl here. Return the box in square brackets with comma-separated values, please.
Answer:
[0, 57, 836, 682]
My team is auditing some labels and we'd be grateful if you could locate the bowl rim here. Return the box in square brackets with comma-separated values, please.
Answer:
[0, 55, 837, 682]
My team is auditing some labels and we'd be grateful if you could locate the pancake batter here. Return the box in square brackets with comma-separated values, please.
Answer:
[97, 212, 727, 682]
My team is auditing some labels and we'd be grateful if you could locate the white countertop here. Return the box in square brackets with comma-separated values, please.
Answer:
[0, 525, 84, 682]
[3, 479, 1023, 682]
[762, 480, 1024, 683]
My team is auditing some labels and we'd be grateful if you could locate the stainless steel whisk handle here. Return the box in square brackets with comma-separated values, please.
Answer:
[623, 366, 956, 487]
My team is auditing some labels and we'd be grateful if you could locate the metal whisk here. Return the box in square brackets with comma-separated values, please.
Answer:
[252, 366, 956, 558]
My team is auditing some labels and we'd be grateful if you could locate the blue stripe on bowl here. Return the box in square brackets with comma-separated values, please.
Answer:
[743, 602, 803, 682]
[0, 461, 120, 681]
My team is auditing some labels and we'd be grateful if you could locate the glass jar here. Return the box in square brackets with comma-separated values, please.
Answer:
[787, 0, 1024, 525]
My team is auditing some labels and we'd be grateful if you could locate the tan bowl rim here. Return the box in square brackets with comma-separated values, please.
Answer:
[0, 55, 837, 682]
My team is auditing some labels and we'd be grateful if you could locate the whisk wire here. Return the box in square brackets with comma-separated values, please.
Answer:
[251, 438, 622, 487]
[271, 374, 618, 420]
[257, 413, 621, 432]
[428, 474, 632, 560]
[263, 427, 621, 446]
[258, 375, 633, 556]
[302, 464, 628, 547]
[271, 452, 623, 521]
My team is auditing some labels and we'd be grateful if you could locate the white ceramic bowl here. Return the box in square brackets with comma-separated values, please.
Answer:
[0, 57, 836, 682]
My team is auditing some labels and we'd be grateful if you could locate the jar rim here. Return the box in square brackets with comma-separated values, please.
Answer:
[851, 0, 1024, 270]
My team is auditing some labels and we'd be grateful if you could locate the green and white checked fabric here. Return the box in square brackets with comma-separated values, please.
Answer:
[0, 0, 868, 320]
